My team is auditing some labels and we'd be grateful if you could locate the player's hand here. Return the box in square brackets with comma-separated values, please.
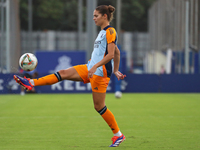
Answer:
[114, 71, 126, 80]
[88, 66, 97, 78]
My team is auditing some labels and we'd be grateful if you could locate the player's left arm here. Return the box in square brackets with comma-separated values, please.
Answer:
[113, 45, 120, 73]
[113, 46, 126, 80]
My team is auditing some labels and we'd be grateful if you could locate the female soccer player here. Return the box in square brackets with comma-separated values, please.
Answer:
[14, 5, 126, 147]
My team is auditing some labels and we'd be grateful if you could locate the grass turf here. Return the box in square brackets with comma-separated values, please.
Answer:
[0, 93, 200, 150]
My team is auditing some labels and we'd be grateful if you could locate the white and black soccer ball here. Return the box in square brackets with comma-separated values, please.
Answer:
[115, 91, 122, 98]
[19, 53, 38, 71]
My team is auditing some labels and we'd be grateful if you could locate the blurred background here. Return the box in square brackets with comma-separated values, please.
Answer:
[0, 0, 200, 94]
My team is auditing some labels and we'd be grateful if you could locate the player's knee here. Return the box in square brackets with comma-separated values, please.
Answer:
[58, 69, 65, 76]
[58, 69, 69, 79]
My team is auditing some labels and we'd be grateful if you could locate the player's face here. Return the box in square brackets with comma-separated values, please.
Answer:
[93, 10, 106, 27]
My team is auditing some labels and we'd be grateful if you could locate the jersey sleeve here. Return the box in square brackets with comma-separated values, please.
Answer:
[106, 27, 117, 44]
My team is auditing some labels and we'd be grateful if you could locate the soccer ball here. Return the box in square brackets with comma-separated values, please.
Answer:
[115, 91, 122, 98]
[19, 53, 38, 71]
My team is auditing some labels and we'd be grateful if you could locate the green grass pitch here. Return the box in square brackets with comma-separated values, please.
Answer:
[0, 93, 200, 150]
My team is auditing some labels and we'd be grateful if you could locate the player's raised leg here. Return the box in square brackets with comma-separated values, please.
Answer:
[14, 67, 83, 90]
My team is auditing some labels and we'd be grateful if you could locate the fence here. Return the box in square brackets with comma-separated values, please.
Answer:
[148, 0, 200, 51]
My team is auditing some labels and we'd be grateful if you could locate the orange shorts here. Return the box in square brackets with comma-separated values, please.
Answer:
[73, 64, 110, 93]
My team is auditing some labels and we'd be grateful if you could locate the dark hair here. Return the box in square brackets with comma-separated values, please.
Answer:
[95, 5, 115, 22]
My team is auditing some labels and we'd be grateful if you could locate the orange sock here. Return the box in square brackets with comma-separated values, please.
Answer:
[33, 72, 62, 86]
[98, 106, 120, 134]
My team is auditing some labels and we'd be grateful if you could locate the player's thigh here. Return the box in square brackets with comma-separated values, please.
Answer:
[92, 92, 106, 111]
[58, 67, 83, 81]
